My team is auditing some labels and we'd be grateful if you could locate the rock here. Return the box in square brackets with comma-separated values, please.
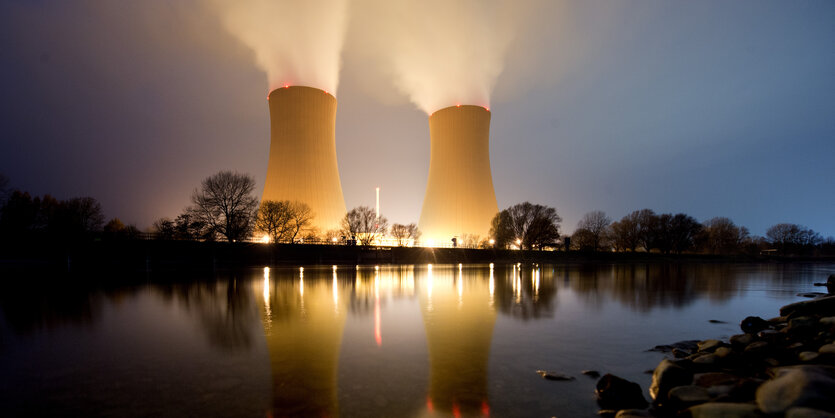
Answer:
[755, 366, 835, 414]
[698, 339, 722, 352]
[820, 317, 835, 326]
[650, 340, 700, 354]
[829, 274, 835, 286]
[780, 296, 835, 318]
[615, 409, 652, 418]
[786, 407, 835, 418]
[693, 354, 717, 365]
[595, 374, 649, 410]
[744, 341, 770, 354]
[727, 378, 765, 403]
[798, 292, 828, 298]
[788, 316, 818, 336]
[799, 352, 820, 362]
[814, 283, 828, 287]
[741, 316, 770, 334]
[536, 370, 575, 381]
[818, 343, 835, 354]
[582, 370, 601, 378]
[687, 402, 762, 418]
[693, 372, 740, 388]
[650, 359, 693, 403]
[715, 347, 733, 358]
[597, 410, 618, 417]
[730, 334, 754, 347]
[673, 348, 690, 358]
[710, 319, 728, 324]
[668, 385, 710, 406]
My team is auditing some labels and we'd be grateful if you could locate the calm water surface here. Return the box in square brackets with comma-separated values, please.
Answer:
[1, 263, 832, 417]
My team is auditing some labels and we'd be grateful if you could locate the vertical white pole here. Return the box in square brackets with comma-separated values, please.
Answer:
[375, 187, 380, 219]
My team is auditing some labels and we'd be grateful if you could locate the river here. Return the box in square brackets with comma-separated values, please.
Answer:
[1, 262, 831, 417]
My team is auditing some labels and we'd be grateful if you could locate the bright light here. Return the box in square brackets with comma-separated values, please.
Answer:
[260, 234, 270, 244]
[516, 239, 522, 245]
[488, 239, 495, 245]
[331, 237, 338, 243]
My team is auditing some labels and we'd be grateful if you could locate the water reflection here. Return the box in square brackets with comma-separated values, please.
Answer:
[257, 266, 349, 417]
[419, 265, 495, 416]
[0, 263, 830, 417]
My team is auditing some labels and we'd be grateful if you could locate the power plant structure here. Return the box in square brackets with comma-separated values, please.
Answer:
[418, 105, 499, 245]
[262, 86, 347, 233]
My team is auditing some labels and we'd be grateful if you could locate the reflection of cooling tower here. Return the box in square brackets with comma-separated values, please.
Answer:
[419, 105, 499, 243]
[258, 270, 347, 416]
[420, 267, 496, 415]
[262, 86, 347, 232]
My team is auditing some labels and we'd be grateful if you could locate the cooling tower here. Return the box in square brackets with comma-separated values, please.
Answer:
[418, 105, 499, 244]
[262, 86, 347, 233]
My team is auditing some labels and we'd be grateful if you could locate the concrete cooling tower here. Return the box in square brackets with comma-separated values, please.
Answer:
[418, 105, 499, 244]
[262, 86, 347, 233]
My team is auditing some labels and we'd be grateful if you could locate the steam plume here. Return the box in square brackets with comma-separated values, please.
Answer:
[208, 0, 349, 94]
[350, 0, 519, 114]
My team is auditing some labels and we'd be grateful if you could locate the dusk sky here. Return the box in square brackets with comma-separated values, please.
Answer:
[1, 0, 833, 238]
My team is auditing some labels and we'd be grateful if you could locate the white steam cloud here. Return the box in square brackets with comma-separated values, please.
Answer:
[349, 0, 521, 114]
[208, 0, 349, 94]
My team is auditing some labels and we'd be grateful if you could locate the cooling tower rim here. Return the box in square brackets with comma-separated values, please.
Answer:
[429, 104, 491, 118]
[268, 85, 335, 100]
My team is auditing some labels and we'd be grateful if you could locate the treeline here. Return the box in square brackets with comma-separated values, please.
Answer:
[486, 202, 834, 257]
[2, 172, 833, 257]
[570, 209, 833, 256]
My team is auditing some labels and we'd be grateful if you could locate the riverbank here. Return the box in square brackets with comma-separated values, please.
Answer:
[2, 239, 832, 276]
[593, 275, 835, 417]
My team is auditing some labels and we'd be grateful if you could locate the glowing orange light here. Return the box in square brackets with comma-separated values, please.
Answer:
[374, 293, 382, 346]
[426, 397, 434, 412]
[283, 84, 289, 88]
[453, 402, 461, 418]
[456, 103, 461, 107]
[481, 401, 490, 416]
[485, 107, 490, 111]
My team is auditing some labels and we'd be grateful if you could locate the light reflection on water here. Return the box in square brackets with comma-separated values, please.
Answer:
[0, 263, 832, 417]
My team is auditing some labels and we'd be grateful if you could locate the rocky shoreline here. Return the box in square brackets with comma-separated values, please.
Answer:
[590, 274, 835, 417]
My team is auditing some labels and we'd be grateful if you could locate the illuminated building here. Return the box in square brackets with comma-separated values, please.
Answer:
[262, 86, 347, 232]
[418, 105, 499, 244]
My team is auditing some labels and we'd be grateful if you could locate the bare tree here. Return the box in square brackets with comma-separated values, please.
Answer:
[576, 210, 611, 251]
[288, 201, 313, 242]
[341, 206, 388, 246]
[700, 217, 747, 254]
[489, 210, 514, 248]
[190, 171, 258, 242]
[766, 223, 822, 255]
[390, 223, 420, 246]
[493, 202, 561, 250]
[255, 200, 315, 243]
[669, 213, 701, 254]
[255, 200, 294, 243]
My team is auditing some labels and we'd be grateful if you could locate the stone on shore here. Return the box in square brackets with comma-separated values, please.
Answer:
[780, 296, 835, 318]
[755, 366, 835, 414]
[614, 409, 652, 418]
[786, 407, 835, 418]
[698, 339, 722, 352]
[687, 402, 761, 418]
[650, 359, 693, 403]
[741, 316, 770, 334]
[668, 385, 710, 407]
[818, 343, 835, 354]
[536, 370, 575, 381]
[595, 374, 649, 410]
